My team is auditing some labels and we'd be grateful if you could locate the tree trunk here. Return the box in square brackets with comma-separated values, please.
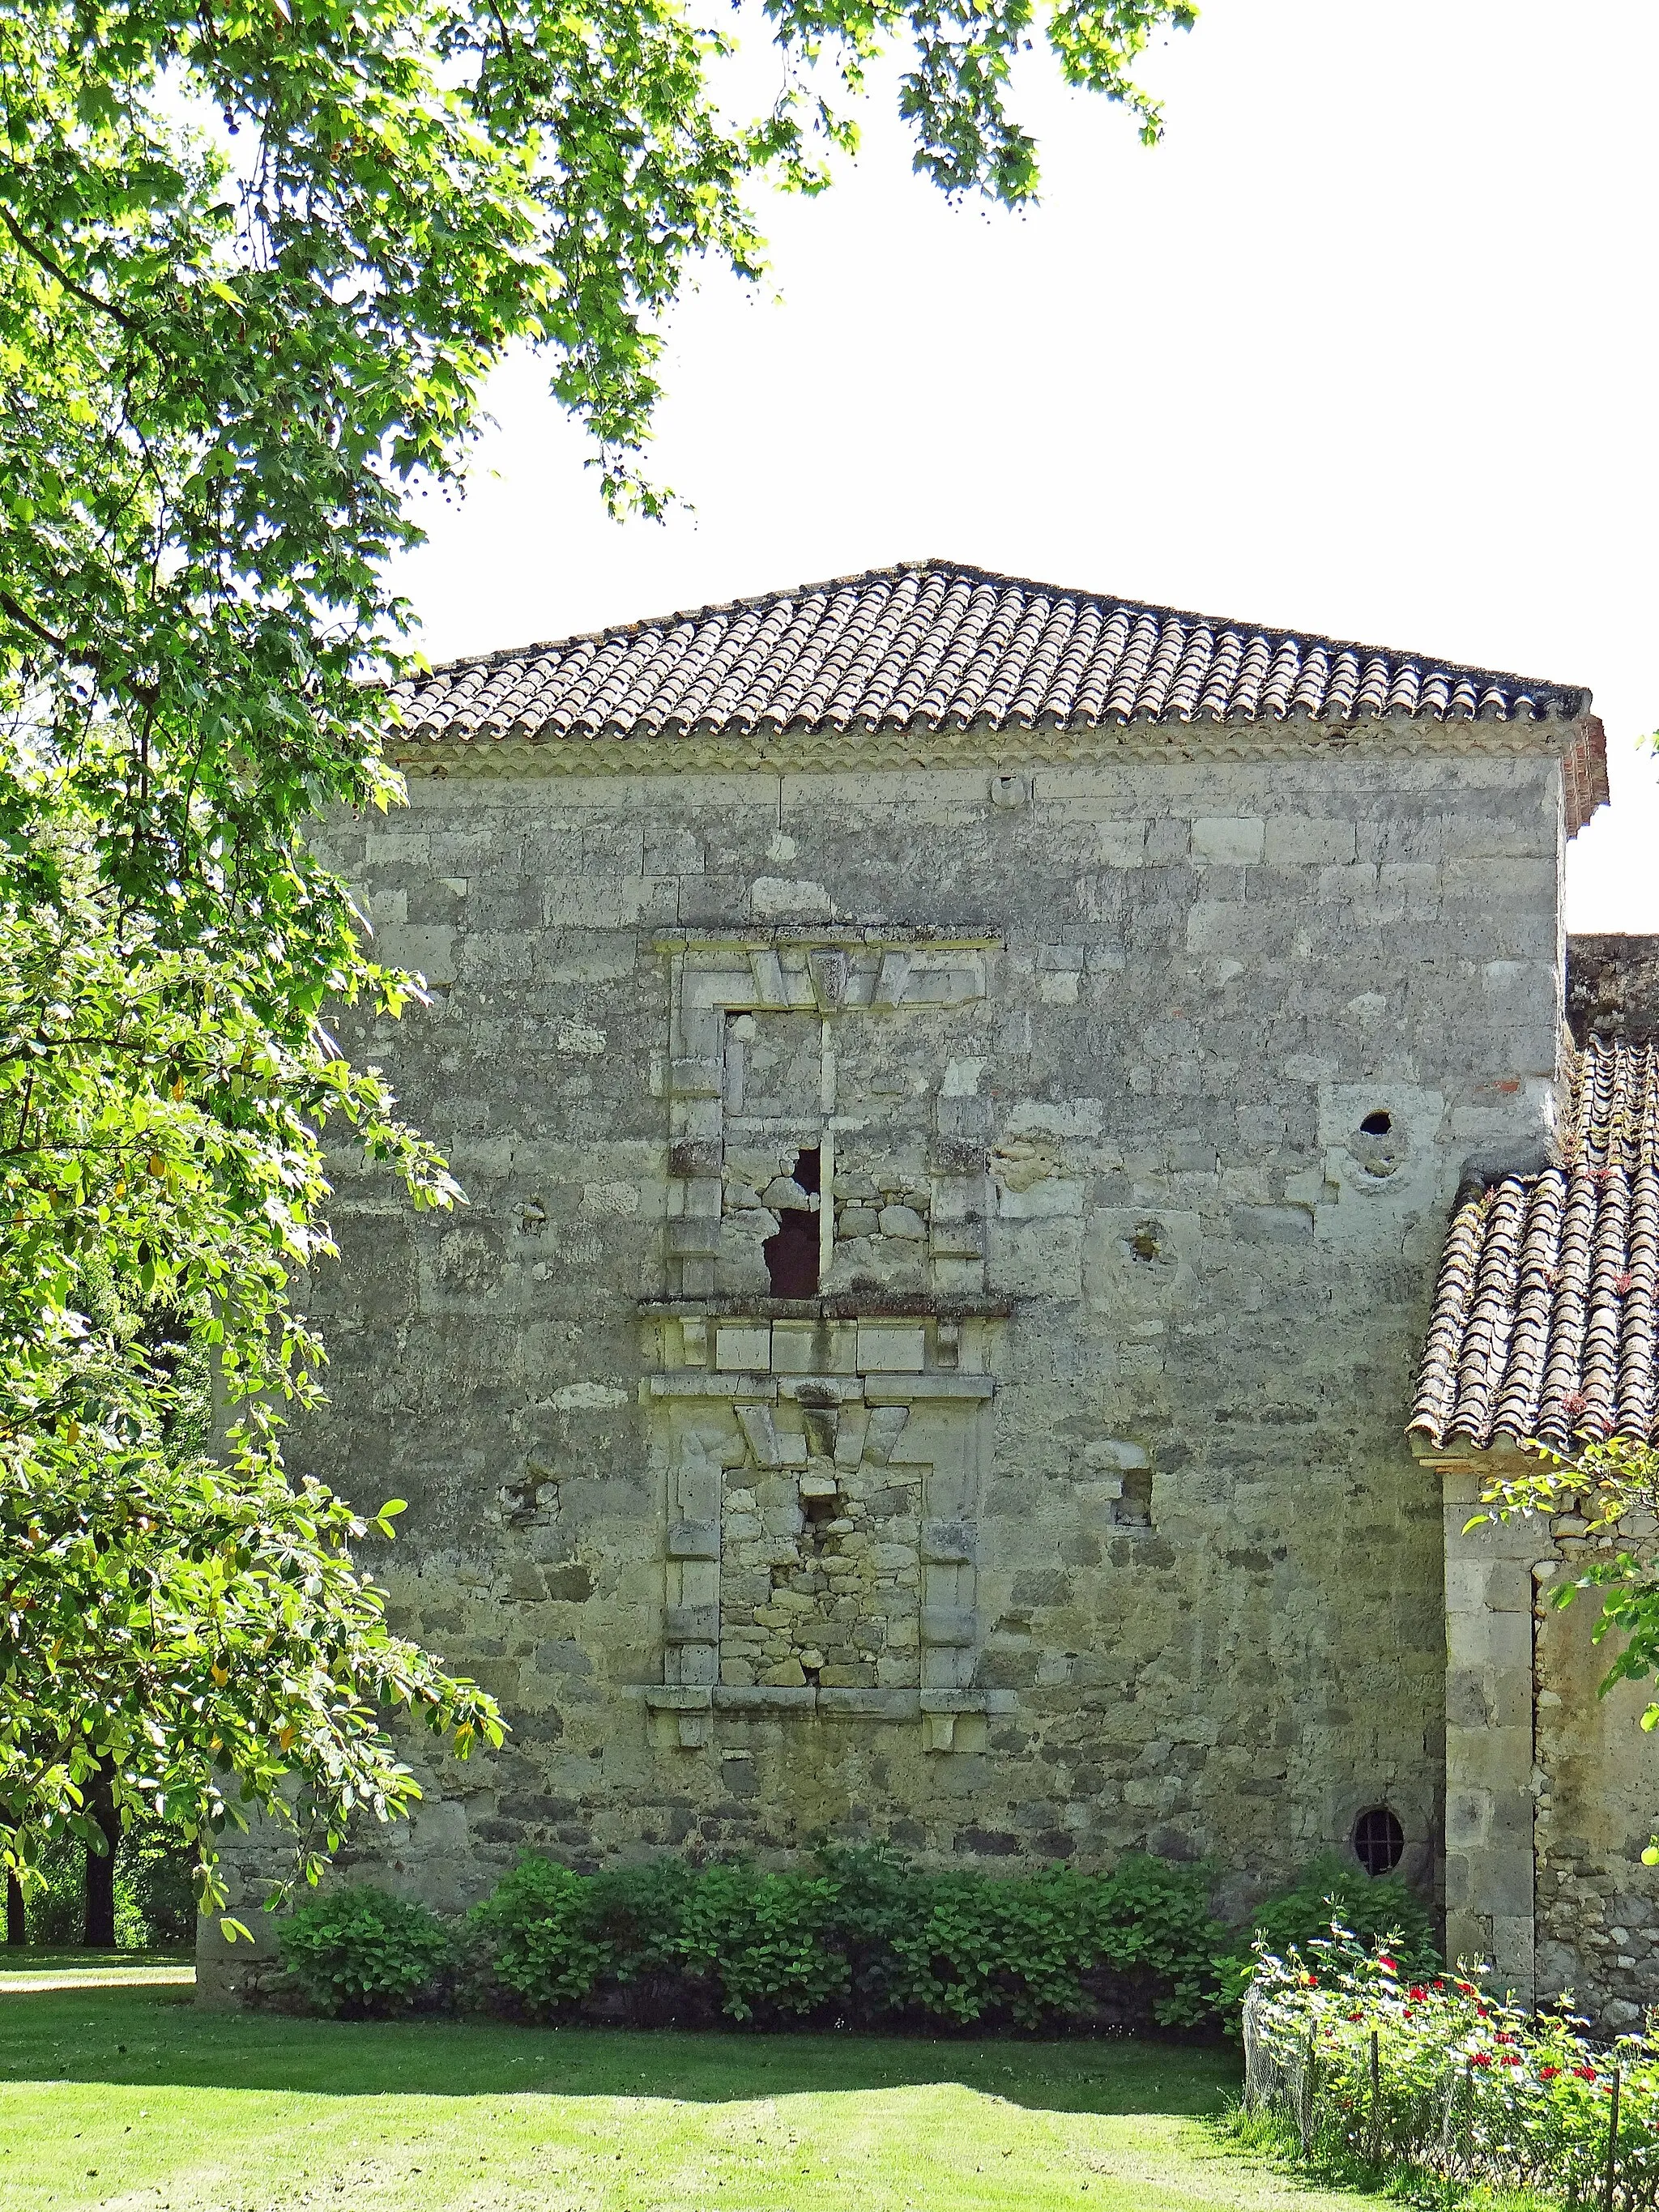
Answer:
[82, 1767, 121, 1949]
[5, 1872, 23, 1947]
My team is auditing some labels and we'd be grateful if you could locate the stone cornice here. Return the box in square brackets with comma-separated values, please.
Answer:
[390, 713, 1590, 782]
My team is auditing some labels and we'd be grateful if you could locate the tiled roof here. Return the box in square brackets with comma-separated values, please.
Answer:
[1411, 1041, 1659, 1451]
[392, 559, 1594, 745]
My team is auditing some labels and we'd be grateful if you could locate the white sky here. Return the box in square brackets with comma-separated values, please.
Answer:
[389, 0, 1658, 932]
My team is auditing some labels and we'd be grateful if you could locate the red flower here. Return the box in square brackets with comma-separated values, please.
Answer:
[1574, 2066, 1598, 2083]
[1455, 1980, 1473, 1994]
[1409, 1985, 1427, 2001]
[1433, 1980, 1446, 1992]
[1303, 1973, 1318, 1987]
[1471, 2052, 1493, 2067]
[1501, 2053, 1523, 2067]
[1347, 2010, 1363, 2022]
[1539, 2065, 1560, 2080]
[1377, 1955, 1397, 1972]
[1494, 2031, 1514, 2044]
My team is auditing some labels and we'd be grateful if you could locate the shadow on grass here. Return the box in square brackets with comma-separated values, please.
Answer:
[0, 1984, 1239, 2118]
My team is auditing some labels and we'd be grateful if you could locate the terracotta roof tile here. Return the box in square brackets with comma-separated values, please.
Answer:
[390, 560, 1598, 804]
[1411, 1040, 1659, 1450]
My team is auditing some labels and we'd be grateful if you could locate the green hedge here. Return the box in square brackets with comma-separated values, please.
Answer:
[278, 1848, 1444, 2035]
[279, 1846, 1229, 2031]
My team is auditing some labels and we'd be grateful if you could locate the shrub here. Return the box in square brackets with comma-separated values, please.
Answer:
[446, 1845, 1228, 2034]
[677, 1864, 851, 2023]
[820, 1843, 1225, 2032]
[466, 1856, 606, 2018]
[876, 1867, 1093, 2028]
[1086, 1852, 1233, 2030]
[1217, 1854, 1438, 2014]
[1237, 1924, 1659, 2208]
[277, 1886, 453, 2016]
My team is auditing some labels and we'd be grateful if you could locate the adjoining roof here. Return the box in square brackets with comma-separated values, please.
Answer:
[391, 556, 1594, 743]
[1411, 1040, 1659, 1453]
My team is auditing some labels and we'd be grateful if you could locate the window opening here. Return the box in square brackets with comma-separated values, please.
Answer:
[1359, 1110, 1392, 1138]
[764, 1148, 821, 1297]
[1115, 1466, 1154, 1528]
[1352, 1805, 1405, 1876]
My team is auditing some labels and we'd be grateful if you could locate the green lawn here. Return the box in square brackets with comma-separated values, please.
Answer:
[0, 1950, 192, 1981]
[0, 1981, 1400, 2212]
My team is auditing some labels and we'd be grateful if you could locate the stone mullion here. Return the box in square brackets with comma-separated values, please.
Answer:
[665, 958, 727, 1296]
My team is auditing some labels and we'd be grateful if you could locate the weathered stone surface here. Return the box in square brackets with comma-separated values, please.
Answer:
[198, 735, 1584, 2006]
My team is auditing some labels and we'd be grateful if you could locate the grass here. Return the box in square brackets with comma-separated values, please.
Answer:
[0, 1981, 1408, 2212]
[0, 1950, 191, 1977]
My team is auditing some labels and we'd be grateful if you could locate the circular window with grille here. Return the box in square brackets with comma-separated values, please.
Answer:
[1352, 1805, 1405, 1876]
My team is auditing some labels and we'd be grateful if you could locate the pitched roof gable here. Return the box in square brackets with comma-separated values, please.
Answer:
[390, 557, 1589, 731]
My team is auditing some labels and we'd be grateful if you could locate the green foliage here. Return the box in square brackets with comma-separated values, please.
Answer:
[113, 1821, 199, 1948]
[1482, 1437, 1659, 1715]
[1215, 1854, 1439, 2014]
[1239, 1924, 1659, 2209]
[15, 1818, 197, 1946]
[467, 1856, 609, 2018]
[382, 1847, 1231, 2032]
[14, 1831, 83, 1946]
[676, 1862, 851, 2024]
[278, 1885, 454, 2017]
[820, 1845, 1222, 2031]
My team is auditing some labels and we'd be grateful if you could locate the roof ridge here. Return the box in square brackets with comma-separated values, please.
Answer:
[411, 556, 1590, 706]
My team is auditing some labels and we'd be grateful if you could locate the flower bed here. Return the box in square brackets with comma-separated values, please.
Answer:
[1240, 1926, 1659, 2208]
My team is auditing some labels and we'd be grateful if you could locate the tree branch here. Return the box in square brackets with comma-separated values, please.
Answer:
[0, 590, 70, 658]
[0, 206, 145, 336]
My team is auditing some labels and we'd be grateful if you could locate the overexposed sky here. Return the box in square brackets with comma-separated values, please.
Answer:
[390, 0, 1657, 931]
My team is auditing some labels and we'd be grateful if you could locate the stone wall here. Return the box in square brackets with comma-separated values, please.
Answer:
[1535, 1518, 1659, 2028]
[1567, 933, 1659, 1046]
[198, 743, 1566, 1997]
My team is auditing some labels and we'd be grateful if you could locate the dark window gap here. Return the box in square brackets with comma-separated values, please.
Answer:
[764, 1146, 822, 1296]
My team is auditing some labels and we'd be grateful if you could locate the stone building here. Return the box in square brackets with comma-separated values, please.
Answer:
[196, 557, 1657, 2017]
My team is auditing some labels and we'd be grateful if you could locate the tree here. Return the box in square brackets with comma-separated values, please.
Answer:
[0, 812, 501, 1919]
[0, 0, 1197, 1922]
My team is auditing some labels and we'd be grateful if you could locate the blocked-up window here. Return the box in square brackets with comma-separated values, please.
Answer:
[663, 934, 996, 1305]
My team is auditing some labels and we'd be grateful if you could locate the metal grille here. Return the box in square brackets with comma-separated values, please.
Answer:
[1352, 1805, 1405, 1875]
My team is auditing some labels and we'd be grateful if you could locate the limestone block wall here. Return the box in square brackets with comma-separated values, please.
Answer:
[1535, 1521, 1659, 2028]
[197, 741, 1565, 1994]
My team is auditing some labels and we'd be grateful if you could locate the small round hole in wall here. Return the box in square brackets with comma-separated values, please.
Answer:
[1359, 1110, 1392, 1138]
[1352, 1805, 1405, 1876]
